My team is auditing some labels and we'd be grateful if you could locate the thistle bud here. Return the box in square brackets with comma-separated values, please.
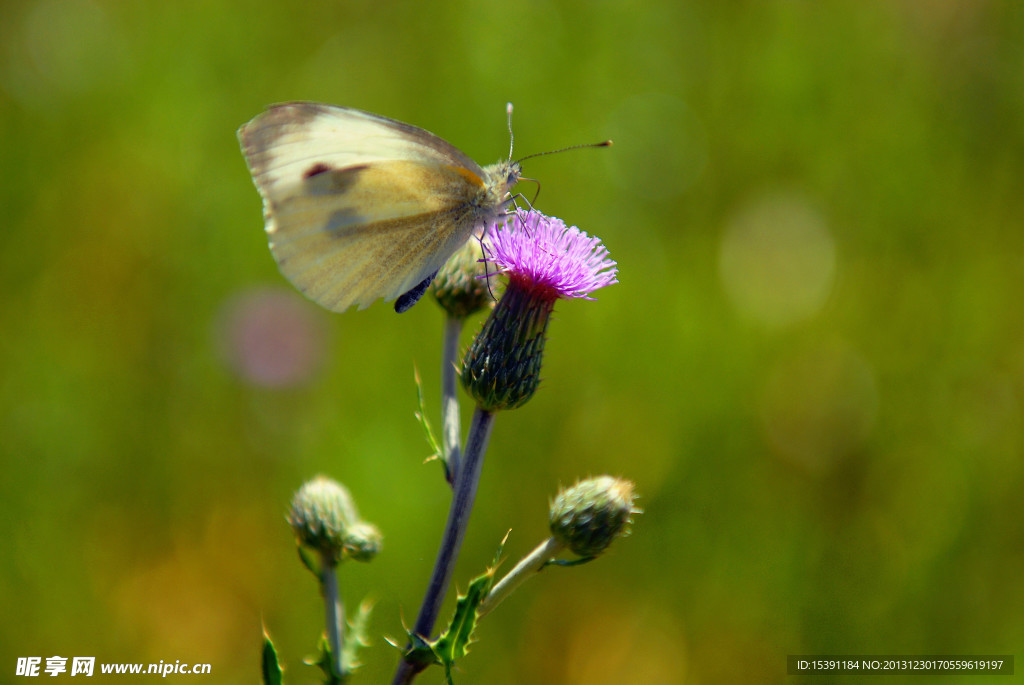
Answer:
[343, 521, 383, 563]
[431, 240, 494, 319]
[549, 476, 639, 557]
[288, 476, 380, 565]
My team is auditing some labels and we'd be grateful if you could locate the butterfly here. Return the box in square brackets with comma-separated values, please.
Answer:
[238, 102, 522, 313]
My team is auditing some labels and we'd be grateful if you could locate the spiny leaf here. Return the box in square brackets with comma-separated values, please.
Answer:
[413, 366, 444, 470]
[427, 534, 508, 682]
[261, 629, 283, 685]
[384, 620, 440, 670]
[341, 598, 374, 674]
[491, 531, 510, 568]
[435, 574, 490, 659]
[430, 573, 491, 683]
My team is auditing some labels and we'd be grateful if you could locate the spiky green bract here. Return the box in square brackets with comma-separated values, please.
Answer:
[549, 476, 640, 558]
[431, 240, 494, 319]
[460, 283, 555, 411]
[288, 476, 359, 566]
[261, 630, 283, 685]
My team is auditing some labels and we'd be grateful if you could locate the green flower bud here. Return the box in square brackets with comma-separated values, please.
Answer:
[431, 240, 495, 319]
[343, 521, 383, 562]
[549, 476, 639, 557]
[288, 475, 361, 565]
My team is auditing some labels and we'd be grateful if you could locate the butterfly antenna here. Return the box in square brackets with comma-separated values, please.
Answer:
[515, 139, 612, 165]
[506, 102, 515, 161]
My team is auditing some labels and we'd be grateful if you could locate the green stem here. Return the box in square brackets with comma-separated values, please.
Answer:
[319, 554, 344, 679]
[477, 536, 564, 618]
[391, 407, 496, 685]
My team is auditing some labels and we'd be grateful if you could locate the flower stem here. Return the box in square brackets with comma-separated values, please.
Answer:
[441, 316, 463, 487]
[391, 407, 496, 685]
[319, 554, 344, 679]
[477, 536, 564, 618]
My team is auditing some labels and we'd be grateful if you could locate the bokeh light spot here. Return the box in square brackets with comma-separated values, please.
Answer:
[214, 288, 328, 388]
[719, 190, 836, 327]
[4, 0, 131, 106]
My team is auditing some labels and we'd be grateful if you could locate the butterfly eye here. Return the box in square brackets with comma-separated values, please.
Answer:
[506, 163, 521, 186]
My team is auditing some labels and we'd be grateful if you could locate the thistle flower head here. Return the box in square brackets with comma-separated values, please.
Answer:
[485, 209, 618, 301]
[549, 476, 640, 558]
[461, 210, 617, 411]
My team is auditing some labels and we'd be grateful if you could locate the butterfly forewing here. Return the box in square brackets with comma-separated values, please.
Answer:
[238, 103, 502, 312]
[240, 103, 485, 187]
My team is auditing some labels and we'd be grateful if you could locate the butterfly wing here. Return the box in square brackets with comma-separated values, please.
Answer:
[239, 102, 495, 312]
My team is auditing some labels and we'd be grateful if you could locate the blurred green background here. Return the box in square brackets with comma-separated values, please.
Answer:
[2, 0, 1022, 682]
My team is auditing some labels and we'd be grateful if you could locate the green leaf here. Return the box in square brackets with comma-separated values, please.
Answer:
[413, 366, 444, 474]
[396, 631, 440, 669]
[390, 537, 509, 682]
[302, 600, 373, 684]
[426, 534, 507, 682]
[297, 544, 320, 577]
[341, 598, 374, 675]
[261, 629, 284, 685]
[307, 634, 342, 685]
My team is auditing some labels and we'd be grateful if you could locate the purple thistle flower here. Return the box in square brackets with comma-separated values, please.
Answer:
[461, 210, 617, 411]
[484, 209, 618, 301]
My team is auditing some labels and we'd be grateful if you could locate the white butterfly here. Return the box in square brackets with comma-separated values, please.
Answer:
[238, 102, 521, 313]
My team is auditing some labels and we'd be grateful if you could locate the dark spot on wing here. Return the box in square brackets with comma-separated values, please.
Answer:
[325, 208, 364, 237]
[303, 163, 333, 178]
[395, 271, 438, 313]
[303, 164, 369, 196]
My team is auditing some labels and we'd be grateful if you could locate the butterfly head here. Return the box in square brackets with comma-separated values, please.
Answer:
[479, 159, 522, 218]
[485, 159, 522, 196]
